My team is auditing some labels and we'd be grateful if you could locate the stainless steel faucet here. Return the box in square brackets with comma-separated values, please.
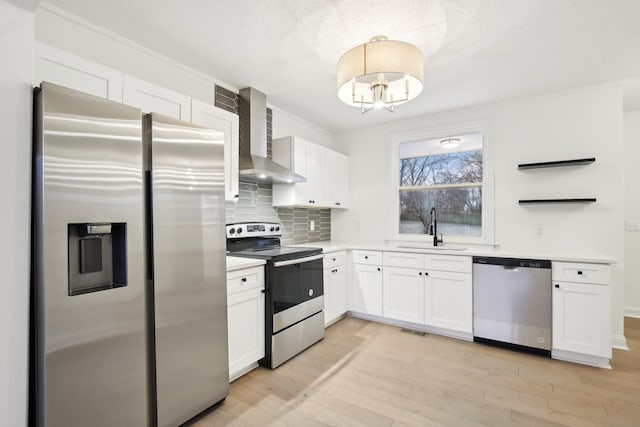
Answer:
[429, 207, 444, 247]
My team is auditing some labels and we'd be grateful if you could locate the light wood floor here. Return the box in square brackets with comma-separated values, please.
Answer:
[194, 317, 640, 427]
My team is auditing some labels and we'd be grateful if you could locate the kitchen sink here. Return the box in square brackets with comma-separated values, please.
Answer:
[397, 245, 467, 251]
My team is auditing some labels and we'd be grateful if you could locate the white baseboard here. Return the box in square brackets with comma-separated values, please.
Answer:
[612, 334, 629, 351]
[552, 349, 611, 369]
[346, 311, 473, 341]
[625, 307, 640, 318]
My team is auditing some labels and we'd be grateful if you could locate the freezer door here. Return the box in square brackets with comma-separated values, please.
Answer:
[33, 82, 146, 427]
[148, 113, 229, 427]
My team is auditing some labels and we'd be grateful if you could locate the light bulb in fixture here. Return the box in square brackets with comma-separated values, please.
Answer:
[286, 179, 294, 183]
[258, 174, 267, 179]
[440, 138, 461, 149]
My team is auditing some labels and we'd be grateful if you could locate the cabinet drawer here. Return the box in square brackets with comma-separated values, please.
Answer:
[383, 251, 425, 269]
[227, 266, 265, 294]
[426, 255, 472, 273]
[352, 250, 382, 265]
[552, 262, 610, 285]
[324, 251, 347, 269]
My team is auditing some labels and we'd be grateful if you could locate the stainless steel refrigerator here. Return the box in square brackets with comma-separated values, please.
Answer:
[32, 82, 229, 427]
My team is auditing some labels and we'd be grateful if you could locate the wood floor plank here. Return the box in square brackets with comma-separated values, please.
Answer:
[195, 316, 640, 426]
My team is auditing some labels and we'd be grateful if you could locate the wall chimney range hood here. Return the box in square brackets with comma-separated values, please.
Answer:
[238, 87, 306, 184]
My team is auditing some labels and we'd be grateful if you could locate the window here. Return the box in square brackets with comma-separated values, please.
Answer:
[397, 132, 486, 240]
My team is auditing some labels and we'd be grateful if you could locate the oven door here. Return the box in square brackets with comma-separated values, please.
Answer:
[270, 254, 324, 315]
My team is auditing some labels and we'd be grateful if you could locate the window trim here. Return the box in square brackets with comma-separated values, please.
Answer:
[389, 123, 494, 245]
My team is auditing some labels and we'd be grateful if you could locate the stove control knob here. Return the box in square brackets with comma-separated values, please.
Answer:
[229, 228, 236, 235]
[275, 226, 280, 232]
[270, 227, 275, 232]
[236, 227, 243, 234]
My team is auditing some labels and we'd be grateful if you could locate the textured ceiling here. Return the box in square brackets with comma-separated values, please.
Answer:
[45, 0, 640, 131]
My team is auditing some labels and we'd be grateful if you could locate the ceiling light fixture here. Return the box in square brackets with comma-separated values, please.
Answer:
[440, 137, 461, 148]
[337, 35, 424, 113]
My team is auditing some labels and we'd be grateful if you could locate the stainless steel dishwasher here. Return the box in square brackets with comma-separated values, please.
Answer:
[473, 257, 552, 355]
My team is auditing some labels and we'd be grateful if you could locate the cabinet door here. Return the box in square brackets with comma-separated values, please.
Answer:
[325, 265, 348, 326]
[424, 271, 472, 333]
[227, 287, 265, 379]
[552, 281, 611, 358]
[34, 43, 123, 102]
[323, 268, 334, 326]
[325, 149, 349, 209]
[191, 99, 240, 201]
[351, 264, 383, 316]
[383, 267, 424, 323]
[333, 265, 348, 319]
[123, 76, 191, 120]
[306, 142, 326, 206]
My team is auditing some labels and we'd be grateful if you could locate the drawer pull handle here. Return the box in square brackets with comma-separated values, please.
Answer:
[419, 272, 422, 276]
[241, 277, 247, 282]
[365, 256, 369, 259]
[377, 267, 381, 272]
[577, 271, 583, 275]
[332, 258, 336, 261]
[425, 272, 429, 276]
[555, 284, 560, 288]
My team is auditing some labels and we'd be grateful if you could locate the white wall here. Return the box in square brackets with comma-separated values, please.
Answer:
[271, 106, 332, 148]
[625, 112, 640, 318]
[332, 84, 626, 345]
[0, 2, 34, 426]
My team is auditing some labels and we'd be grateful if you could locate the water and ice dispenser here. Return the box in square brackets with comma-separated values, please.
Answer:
[67, 222, 128, 296]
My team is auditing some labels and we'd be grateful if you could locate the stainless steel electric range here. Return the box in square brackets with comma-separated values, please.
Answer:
[226, 222, 325, 368]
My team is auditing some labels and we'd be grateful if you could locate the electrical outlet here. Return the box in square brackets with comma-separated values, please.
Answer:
[626, 220, 640, 231]
[536, 226, 543, 237]
[310, 220, 315, 231]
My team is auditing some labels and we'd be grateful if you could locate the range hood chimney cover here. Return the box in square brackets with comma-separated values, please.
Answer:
[238, 87, 306, 184]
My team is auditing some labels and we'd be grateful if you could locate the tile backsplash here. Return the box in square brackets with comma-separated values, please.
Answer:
[225, 182, 331, 245]
[217, 84, 331, 245]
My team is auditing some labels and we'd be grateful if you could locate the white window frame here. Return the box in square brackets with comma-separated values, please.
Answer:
[389, 122, 494, 245]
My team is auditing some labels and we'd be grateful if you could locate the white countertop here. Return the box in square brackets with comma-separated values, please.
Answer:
[293, 241, 615, 264]
[226, 256, 266, 271]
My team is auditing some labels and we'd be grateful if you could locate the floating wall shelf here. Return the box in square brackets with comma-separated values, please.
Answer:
[517, 158, 596, 170]
[518, 198, 597, 205]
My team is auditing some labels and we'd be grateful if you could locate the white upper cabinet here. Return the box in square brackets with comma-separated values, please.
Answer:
[34, 43, 123, 102]
[122, 76, 191, 121]
[191, 99, 240, 202]
[271, 136, 349, 209]
[324, 149, 349, 208]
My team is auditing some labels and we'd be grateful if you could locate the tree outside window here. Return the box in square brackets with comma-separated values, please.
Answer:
[399, 135, 483, 237]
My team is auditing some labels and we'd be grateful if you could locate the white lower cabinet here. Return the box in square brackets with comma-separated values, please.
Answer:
[324, 262, 348, 326]
[552, 280, 611, 360]
[382, 266, 424, 324]
[424, 270, 472, 333]
[380, 252, 472, 336]
[227, 266, 265, 381]
[551, 261, 612, 367]
[351, 262, 383, 316]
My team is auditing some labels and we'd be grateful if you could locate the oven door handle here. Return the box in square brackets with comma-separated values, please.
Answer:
[273, 254, 324, 267]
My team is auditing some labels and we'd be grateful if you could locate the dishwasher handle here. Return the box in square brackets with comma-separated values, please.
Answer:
[473, 256, 551, 269]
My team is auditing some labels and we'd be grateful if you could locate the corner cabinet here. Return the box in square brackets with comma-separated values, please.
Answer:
[272, 136, 349, 209]
[551, 261, 612, 368]
[227, 266, 265, 381]
[323, 251, 348, 326]
[191, 100, 240, 201]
